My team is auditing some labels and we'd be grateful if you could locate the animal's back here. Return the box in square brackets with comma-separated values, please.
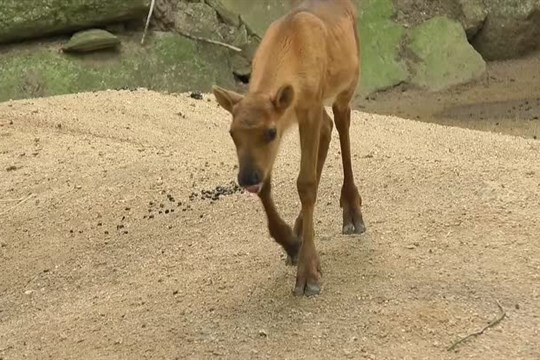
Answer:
[249, 0, 360, 103]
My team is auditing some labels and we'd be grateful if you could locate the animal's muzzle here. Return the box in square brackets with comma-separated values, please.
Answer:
[238, 167, 262, 188]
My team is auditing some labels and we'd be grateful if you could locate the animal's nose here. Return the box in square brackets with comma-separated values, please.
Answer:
[238, 169, 262, 187]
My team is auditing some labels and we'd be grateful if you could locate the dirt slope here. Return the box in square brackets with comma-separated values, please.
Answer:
[0, 90, 539, 359]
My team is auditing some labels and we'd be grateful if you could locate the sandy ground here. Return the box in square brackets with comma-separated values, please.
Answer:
[1, 89, 539, 360]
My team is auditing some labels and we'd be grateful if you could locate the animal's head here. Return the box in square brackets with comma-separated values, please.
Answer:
[212, 84, 295, 194]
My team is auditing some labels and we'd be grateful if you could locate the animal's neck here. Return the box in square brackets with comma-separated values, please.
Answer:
[248, 32, 295, 97]
[248, 60, 286, 97]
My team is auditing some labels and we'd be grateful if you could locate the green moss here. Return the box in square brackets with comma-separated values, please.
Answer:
[356, 0, 394, 21]
[0, 33, 236, 102]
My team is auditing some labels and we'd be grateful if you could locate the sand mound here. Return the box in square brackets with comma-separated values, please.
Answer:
[1, 89, 539, 359]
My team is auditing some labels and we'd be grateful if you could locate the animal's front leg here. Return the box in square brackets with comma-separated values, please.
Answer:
[293, 110, 333, 239]
[258, 176, 301, 265]
[294, 107, 323, 297]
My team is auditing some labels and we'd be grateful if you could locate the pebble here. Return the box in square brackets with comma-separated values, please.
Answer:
[190, 92, 203, 100]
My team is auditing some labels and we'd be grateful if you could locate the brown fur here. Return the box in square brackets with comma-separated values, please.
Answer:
[212, 0, 365, 297]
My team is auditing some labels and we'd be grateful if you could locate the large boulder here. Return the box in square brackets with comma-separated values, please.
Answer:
[407, 16, 486, 91]
[472, 0, 540, 60]
[0, 0, 149, 44]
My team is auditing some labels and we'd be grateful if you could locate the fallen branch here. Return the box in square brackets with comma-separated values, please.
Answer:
[0, 193, 34, 216]
[447, 300, 506, 352]
[141, 0, 156, 45]
[177, 30, 242, 52]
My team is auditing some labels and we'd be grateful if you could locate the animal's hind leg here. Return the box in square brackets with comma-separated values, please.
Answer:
[332, 91, 366, 235]
[292, 109, 333, 244]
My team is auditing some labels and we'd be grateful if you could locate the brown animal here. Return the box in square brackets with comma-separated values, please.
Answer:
[212, 0, 366, 297]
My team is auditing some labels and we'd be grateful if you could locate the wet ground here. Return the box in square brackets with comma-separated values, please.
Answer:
[356, 50, 540, 140]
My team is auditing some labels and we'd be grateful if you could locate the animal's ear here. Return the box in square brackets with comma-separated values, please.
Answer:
[273, 84, 294, 112]
[212, 85, 244, 113]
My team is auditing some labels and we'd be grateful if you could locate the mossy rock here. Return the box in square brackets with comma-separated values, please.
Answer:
[408, 16, 486, 91]
[0, 0, 149, 44]
[357, 0, 409, 95]
[62, 29, 121, 53]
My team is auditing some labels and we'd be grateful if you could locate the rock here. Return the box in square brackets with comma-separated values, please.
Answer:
[394, 0, 461, 27]
[62, 29, 120, 53]
[457, 0, 488, 39]
[230, 55, 250, 84]
[220, 0, 290, 37]
[408, 16, 486, 91]
[175, 1, 223, 39]
[174, 1, 255, 50]
[0, 0, 149, 44]
[205, 0, 241, 28]
[149, 0, 177, 31]
[357, 0, 409, 95]
[0, 32, 236, 102]
[472, 0, 540, 60]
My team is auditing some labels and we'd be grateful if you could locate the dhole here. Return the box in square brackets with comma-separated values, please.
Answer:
[212, 0, 365, 297]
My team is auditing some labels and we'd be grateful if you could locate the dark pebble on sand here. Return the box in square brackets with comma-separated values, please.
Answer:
[190, 92, 203, 100]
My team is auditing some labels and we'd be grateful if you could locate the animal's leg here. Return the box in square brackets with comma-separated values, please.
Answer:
[258, 175, 301, 264]
[332, 92, 366, 235]
[293, 109, 333, 239]
[293, 106, 323, 297]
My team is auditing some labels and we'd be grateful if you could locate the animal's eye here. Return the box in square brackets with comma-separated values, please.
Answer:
[265, 128, 277, 142]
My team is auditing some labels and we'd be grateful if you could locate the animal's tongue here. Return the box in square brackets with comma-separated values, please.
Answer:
[245, 184, 262, 194]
